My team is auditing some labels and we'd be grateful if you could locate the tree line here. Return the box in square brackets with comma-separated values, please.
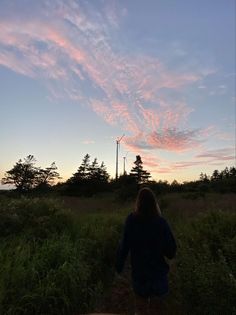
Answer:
[1, 154, 236, 196]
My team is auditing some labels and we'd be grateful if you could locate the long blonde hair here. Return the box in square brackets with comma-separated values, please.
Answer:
[135, 187, 161, 218]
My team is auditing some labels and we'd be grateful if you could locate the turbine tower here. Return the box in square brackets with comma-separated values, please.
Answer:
[123, 151, 129, 175]
[115, 134, 125, 180]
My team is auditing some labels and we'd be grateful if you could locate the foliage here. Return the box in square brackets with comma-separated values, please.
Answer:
[66, 154, 110, 196]
[1, 155, 38, 192]
[130, 155, 151, 184]
[0, 197, 122, 315]
[0, 193, 236, 314]
[0, 197, 72, 238]
[112, 174, 138, 201]
[176, 210, 236, 315]
[35, 162, 60, 190]
[1, 155, 60, 192]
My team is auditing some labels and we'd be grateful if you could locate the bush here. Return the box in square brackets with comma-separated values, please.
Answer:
[177, 210, 236, 315]
[0, 197, 73, 238]
[0, 198, 122, 315]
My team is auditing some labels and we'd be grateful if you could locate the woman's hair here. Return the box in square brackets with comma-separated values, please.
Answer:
[134, 187, 161, 218]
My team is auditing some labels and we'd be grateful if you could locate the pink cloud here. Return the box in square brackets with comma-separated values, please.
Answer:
[82, 139, 95, 145]
[196, 148, 234, 161]
[124, 127, 201, 153]
[172, 161, 207, 169]
[142, 155, 161, 169]
[0, 50, 34, 77]
[147, 128, 201, 152]
[91, 100, 116, 125]
[0, 0, 222, 179]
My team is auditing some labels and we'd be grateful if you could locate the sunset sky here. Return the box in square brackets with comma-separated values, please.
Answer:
[0, 0, 235, 186]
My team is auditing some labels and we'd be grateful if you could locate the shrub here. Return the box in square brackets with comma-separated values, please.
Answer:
[0, 197, 73, 239]
[177, 210, 236, 315]
[0, 198, 122, 315]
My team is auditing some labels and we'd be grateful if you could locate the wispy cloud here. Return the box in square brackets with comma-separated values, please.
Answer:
[82, 139, 95, 145]
[0, 0, 227, 177]
[146, 129, 201, 151]
[124, 128, 201, 152]
[163, 147, 235, 174]
[196, 148, 235, 161]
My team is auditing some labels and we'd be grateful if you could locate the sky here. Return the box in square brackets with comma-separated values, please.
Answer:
[0, 0, 235, 187]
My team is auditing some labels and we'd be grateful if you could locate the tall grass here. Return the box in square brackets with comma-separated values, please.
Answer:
[176, 210, 236, 315]
[0, 194, 235, 314]
[0, 197, 123, 315]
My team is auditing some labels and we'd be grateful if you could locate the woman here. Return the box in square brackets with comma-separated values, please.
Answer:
[115, 187, 177, 315]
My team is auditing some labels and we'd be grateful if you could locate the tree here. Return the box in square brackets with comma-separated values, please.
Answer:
[66, 154, 110, 196]
[36, 162, 61, 188]
[229, 167, 236, 177]
[89, 158, 100, 180]
[1, 155, 60, 192]
[130, 155, 151, 184]
[221, 167, 230, 179]
[99, 161, 109, 182]
[199, 172, 209, 182]
[1, 155, 38, 192]
[69, 154, 91, 184]
[211, 169, 220, 181]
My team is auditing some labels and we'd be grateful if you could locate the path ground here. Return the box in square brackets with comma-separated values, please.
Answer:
[95, 265, 134, 315]
[94, 261, 183, 315]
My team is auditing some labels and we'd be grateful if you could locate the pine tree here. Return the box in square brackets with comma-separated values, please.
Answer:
[229, 167, 236, 177]
[70, 154, 91, 183]
[130, 155, 151, 184]
[99, 161, 109, 182]
[89, 158, 100, 180]
[211, 169, 220, 181]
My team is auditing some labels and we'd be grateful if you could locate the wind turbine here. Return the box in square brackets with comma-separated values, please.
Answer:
[123, 151, 129, 175]
[115, 134, 125, 180]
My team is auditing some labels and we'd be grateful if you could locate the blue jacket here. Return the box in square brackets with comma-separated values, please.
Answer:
[115, 213, 177, 297]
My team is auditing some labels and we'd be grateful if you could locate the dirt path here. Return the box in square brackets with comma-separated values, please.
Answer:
[95, 265, 134, 315]
[94, 263, 183, 315]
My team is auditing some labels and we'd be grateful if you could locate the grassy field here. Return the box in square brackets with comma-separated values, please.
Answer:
[0, 192, 236, 315]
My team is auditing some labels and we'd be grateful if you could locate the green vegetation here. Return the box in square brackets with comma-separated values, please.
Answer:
[176, 210, 236, 315]
[0, 193, 235, 314]
[0, 197, 122, 315]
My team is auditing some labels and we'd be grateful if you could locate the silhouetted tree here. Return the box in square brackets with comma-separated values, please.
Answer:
[69, 154, 91, 184]
[170, 179, 181, 192]
[1, 155, 38, 192]
[130, 155, 151, 184]
[88, 158, 99, 180]
[99, 161, 110, 182]
[229, 167, 236, 177]
[211, 169, 220, 181]
[36, 162, 61, 189]
[1, 155, 60, 192]
[66, 154, 110, 196]
[199, 172, 209, 182]
[221, 167, 230, 178]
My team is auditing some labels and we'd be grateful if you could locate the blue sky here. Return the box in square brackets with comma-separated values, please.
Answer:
[0, 0, 235, 186]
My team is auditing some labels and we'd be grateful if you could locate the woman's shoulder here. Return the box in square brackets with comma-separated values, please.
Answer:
[122, 212, 135, 230]
[126, 212, 135, 222]
[125, 212, 139, 225]
[156, 216, 169, 227]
